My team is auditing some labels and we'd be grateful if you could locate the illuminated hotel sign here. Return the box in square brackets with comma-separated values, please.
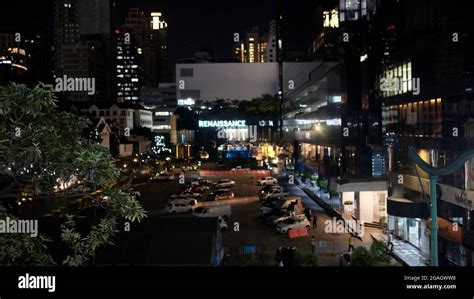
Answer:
[199, 120, 247, 128]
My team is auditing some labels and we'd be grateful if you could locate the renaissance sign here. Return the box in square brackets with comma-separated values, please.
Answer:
[199, 120, 247, 128]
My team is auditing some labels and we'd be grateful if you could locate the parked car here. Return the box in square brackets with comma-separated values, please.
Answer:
[188, 185, 209, 193]
[168, 197, 198, 206]
[259, 188, 289, 201]
[193, 204, 232, 220]
[257, 176, 278, 186]
[264, 209, 292, 224]
[276, 217, 311, 234]
[207, 189, 234, 201]
[259, 185, 283, 194]
[195, 178, 214, 186]
[271, 213, 307, 227]
[259, 197, 301, 215]
[150, 172, 175, 182]
[164, 202, 194, 214]
[215, 179, 235, 188]
[171, 191, 202, 200]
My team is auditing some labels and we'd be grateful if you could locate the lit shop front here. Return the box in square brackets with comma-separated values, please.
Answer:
[196, 118, 277, 164]
[197, 119, 276, 143]
[338, 181, 388, 225]
[387, 196, 430, 258]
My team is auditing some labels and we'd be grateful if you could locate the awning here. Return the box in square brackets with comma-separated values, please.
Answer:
[337, 181, 387, 193]
[387, 197, 429, 219]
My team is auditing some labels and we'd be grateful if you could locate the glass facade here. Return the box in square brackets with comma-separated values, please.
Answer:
[382, 98, 442, 137]
[393, 216, 423, 249]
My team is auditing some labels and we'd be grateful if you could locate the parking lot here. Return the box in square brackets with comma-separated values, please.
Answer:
[131, 168, 364, 266]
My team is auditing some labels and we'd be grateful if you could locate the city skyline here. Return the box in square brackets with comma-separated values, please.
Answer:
[1, 0, 473, 296]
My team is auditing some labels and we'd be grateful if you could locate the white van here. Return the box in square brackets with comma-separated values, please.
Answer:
[193, 204, 232, 220]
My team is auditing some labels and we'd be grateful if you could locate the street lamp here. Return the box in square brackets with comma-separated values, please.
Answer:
[408, 146, 474, 266]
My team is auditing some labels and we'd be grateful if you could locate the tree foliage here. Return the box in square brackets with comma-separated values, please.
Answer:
[0, 83, 147, 266]
[0, 207, 55, 266]
[294, 250, 320, 267]
[351, 240, 392, 266]
[238, 94, 278, 116]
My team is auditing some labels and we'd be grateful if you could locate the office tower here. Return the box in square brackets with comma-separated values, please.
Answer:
[124, 9, 170, 87]
[234, 21, 276, 63]
[53, 0, 80, 76]
[115, 28, 143, 103]
[377, 0, 474, 266]
[53, 0, 112, 101]
[0, 33, 39, 84]
[265, 20, 277, 62]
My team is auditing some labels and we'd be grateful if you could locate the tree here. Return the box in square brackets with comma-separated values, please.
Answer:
[238, 94, 278, 116]
[351, 240, 392, 266]
[294, 250, 319, 266]
[0, 83, 147, 266]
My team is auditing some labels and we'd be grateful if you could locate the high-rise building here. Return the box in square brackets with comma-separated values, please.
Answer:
[376, 0, 474, 266]
[53, 0, 112, 101]
[115, 28, 143, 103]
[150, 12, 170, 85]
[265, 20, 277, 62]
[0, 33, 36, 84]
[246, 27, 259, 63]
[124, 9, 170, 87]
[53, 0, 80, 75]
[78, 0, 112, 36]
[234, 21, 276, 63]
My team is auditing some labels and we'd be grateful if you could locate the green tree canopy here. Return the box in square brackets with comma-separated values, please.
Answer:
[351, 240, 392, 266]
[0, 83, 146, 266]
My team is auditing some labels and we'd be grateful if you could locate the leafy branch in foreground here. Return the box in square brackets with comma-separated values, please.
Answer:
[0, 83, 148, 266]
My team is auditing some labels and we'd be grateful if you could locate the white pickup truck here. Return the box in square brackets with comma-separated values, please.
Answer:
[259, 189, 289, 201]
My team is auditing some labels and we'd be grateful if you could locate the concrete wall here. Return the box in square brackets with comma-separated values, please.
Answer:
[176, 63, 279, 102]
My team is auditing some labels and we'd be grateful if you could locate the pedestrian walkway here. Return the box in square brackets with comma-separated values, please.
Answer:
[295, 175, 341, 208]
[372, 233, 429, 266]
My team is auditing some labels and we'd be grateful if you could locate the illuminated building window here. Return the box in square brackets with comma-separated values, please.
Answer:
[323, 9, 339, 28]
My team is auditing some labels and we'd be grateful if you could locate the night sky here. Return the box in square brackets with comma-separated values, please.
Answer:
[0, 0, 319, 69]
